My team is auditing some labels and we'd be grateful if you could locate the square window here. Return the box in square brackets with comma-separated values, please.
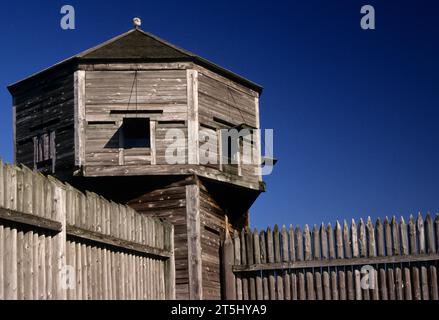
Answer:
[122, 118, 151, 149]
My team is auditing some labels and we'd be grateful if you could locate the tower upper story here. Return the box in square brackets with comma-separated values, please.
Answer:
[8, 26, 264, 192]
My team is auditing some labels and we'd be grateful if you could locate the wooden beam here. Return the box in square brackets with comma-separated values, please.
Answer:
[0, 207, 62, 232]
[186, 182, 203, 299]
[187, 70, 199, 165]
[150, 120, 157, 165]
[66, 225, 172, 259]
[233, 253, 439, 273]
[74, 70, 86, 167]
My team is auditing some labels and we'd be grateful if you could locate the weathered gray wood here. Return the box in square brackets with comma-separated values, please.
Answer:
[425, 213, 436, 254]
[259, 230, 269, 300]
[376, 218, 385, 257]
[392, 216, 401, 256]
[323, 269, 331, 300]
[335, 221, 343, 259]
[327, 224, 335, 260]
[343, 221, 351, 259]
[379, 266, 388, 300]
[320, 223, 328, 260]
[403, 265, 412, 300]
[253, 229, 263, 300]
[367, 217, 376, 258]
[417, 213, 426, 254]
[288, 225, 295, 262]
[246, 229, 256, 300]
[351, 219, 359, 258]
[400, 217, 409, 255]
[233, 231, 242, 300]
[295, 226, 303, 261]
[273, 225, 283, 300]
[429, 265, 438, 300]
[359, 219, 367, 258]
[0, 207, 62, 231]
[409, 215, 417, 254]
[266, 227, 275, 300]
[303, 224, 311, 261]
[240, 229, 249, 300]
[222, 231, 236, 300]
[384, 217, 393, 256]
[347, 267, 355, 300]
[412, 265, 421, 300]
[185, 184, 202, 300]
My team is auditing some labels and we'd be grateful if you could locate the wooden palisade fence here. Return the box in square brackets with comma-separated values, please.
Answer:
[0, 160, 175, 300]
[223, 214, 439, 300]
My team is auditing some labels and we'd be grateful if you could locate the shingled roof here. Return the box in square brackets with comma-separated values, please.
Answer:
[8, 28, 263, 94]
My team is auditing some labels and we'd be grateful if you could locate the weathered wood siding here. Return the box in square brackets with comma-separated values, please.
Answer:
[12, 69, 75, 177]
[84, 70, 188, 167]
[197, 71, 260, 183]
[127, 180, 189, 299]
[0, 160, 175, 300]
[224, 215, 439, 300]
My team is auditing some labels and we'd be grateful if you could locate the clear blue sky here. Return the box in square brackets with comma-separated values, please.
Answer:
[0, 0, 438, 229]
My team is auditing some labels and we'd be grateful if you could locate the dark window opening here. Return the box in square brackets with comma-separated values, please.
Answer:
[33, 131, 56, 173]
[122, 118, 151, 149]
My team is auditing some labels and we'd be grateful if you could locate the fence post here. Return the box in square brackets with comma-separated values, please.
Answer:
[164, 222, 176, 300]
[222, 231, 236, 300]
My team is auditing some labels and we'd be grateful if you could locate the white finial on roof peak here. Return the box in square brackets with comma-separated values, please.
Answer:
[133, 17, 142, 29]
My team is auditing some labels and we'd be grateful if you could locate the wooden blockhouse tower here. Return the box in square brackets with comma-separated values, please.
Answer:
[8, 25, 264, 300]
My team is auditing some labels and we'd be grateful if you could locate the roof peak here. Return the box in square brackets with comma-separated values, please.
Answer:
[8, 27, 263, 94]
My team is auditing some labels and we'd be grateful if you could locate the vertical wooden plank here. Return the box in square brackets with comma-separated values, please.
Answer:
[367, 217, 379, 300]
[346, 267, 355, 300]
[5, 227, 18, 299]
[429, 264, 438, 300]
[420, 264, 429, 300]
[327, 224, 335, 260]
[240, 229, 249, 300]
[435, 214, 439, 254]
[0, 159, 4, 209]
[266, 227, 275, 300]
[335, 221, 343, 259]
[392, 216, 401, 256]
[409, 215, 417, 255]
[358, 219, 367, 258]
[306, 269, 315, 300]
[412, 264, 421, 300]
[16, 230, 24, 300]
[400, 217, 409, 256]
[187, 69, 199, 165]
[246, 229, 256, 300]
[233, 231, 242, 300]
[39, 235, 47, 300]
[379, 266, 388, 300]
[74, 70, 86, 167]
[425, 213, 436, 254]
[288, 225, 295, 262]
[343, 221, 351, 259]
[259, 231, 269, 300]
[150, 120, 157, 165]
[403, 263, 412, 300]
[23, 231, 33, 300]
[395, 265, 404, 300]
[323, 268, 331, 300]
[16, 168, 23, 213]
[273, 225, 283, 300]
[295, 226, 303, 262]
[376, 218, 385, 257]
[384, 217, 392, 256]
[185, 184, 202, 300]
[254, 229, 263, 300]
[312, 225, 320, 260]
[223, 231, 236, 300]
[303, 224, 312, 261]
[417, 213, 425, 255]
[320, 223, 328, 260]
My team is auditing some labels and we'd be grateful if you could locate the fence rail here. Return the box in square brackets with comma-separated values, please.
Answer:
[223, 215, 439, 300]
[0, 160, 175, 300]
